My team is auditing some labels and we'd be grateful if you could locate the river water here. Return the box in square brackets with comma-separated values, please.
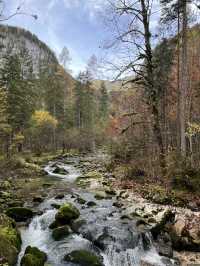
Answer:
[17, 157, 176, 266]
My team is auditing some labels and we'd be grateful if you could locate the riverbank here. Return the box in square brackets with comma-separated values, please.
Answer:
[0, 152, 200, 266]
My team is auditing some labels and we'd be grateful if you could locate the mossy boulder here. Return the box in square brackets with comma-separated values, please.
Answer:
[76, 197, 86, 205]
[21, 246, 47, 266]
[94, 191, 112, 200]
[55, 194, 65, 199]
[64, 250, 103, 266]
[52, 225, 70, 241]
[87, 201, 97, 207]
[33, 196, 44, 203]
[0, 214, 22, 265]
[7, 200, 24, 208]
[51, 203, 61, 209]
[55, 203, 80, 224]
[53, 167, 69, 175]
[6, 207, 33, 222]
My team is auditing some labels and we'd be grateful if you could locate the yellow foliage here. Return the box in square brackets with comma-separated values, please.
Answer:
[13, 133, 25, 144]
[32, 110, 58, 128]
[186, 122, 200, 137]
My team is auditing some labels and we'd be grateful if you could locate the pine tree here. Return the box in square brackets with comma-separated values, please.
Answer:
[0, 87, 11, 156]
[99, 81, 109, 121]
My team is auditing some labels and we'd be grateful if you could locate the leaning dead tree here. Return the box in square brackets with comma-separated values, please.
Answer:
[105, 0, 166, 172]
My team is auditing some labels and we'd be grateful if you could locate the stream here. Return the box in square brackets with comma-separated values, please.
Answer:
[17, 156, 176, 266]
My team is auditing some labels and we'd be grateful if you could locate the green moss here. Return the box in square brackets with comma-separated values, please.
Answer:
[55, 203, 80, 224]
[20, 254, 44, 266]
[0, 226, 21, 250]
[21, 246, 47, 266]
[0, 214, 22, 266]
[64, 250, 103, 266]
[52, 225, 70, 241]
[25, 246, 47, 262]
[0, 235, 18, 266]
[76, 197, 86, 205]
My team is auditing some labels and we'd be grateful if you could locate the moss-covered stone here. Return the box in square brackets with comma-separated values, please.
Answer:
[87, 201, 97, 207]
[51, 203, 61, 209]
[0, 235, 18, 266]
[0, 214, 22, 266]
[94, 191, 112, 200]
[21, 246, 47, 266]
[54, 194, 65, 199]
[55, 203, 80, 224]
[7, 200, 24, 208]
[53, 167, 69, 175]
[0, 226, 21, 251]
[32, 196, 44, 203]
[76, 197, 86, 205]
[20, 254, 43, 266]
[6, 207, 33, 222]
[52, 225, 70, 241]
[49, 220, 60, 230]
[64, 250, 103, 266]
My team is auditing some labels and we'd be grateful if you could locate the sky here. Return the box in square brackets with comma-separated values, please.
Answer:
[2, 1, 200, 78]
[3, 0, 112, 77]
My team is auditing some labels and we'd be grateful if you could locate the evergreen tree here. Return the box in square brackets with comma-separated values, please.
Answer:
[99, 81, 109, 121]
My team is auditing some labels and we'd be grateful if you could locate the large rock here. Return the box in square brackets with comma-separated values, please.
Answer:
[64, 250, 103, 266]
[52, 225, 70, 241]
[21, 246, 47, 266]
[6, 207, 33, 222]
[0, 214, 22, 265]
[155, 232, 173, 258]
[53, 166, 69, 175]
[151, 209, 175, 238]
[55, 203, 80, 224]
[169, 213, 200, 251]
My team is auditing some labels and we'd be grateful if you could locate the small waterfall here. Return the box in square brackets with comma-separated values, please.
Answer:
[44, 160, 81, 182]
[102, 232, 165, 266]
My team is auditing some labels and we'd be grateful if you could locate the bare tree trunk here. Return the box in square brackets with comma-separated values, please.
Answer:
[180, 0, 187, 157]
[177, 0, 181, 150]
[140, 0, 166, 172]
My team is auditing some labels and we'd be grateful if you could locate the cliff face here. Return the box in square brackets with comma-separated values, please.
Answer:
[0, 25, 58, 75]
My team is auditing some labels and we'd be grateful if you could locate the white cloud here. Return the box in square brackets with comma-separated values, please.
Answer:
[63, 0, 107, 21]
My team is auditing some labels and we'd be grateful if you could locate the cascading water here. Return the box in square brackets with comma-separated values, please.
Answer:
[17, 158, 175, 266]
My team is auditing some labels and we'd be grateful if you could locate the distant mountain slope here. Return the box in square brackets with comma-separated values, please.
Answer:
[0, 24, 58, 74]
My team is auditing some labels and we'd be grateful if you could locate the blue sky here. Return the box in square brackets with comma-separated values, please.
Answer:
[3, 0, 111, 76]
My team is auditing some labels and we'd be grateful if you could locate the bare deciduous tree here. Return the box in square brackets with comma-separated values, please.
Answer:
[105, 0, 166, 172]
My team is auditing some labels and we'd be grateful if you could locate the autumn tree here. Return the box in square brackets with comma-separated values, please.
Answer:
[0, 87, 11, 157]
[160, 0, 200, 156]
[99, 81, 109, 121]
[30, 110, 58, 154]
[105, 0, 167, 172]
